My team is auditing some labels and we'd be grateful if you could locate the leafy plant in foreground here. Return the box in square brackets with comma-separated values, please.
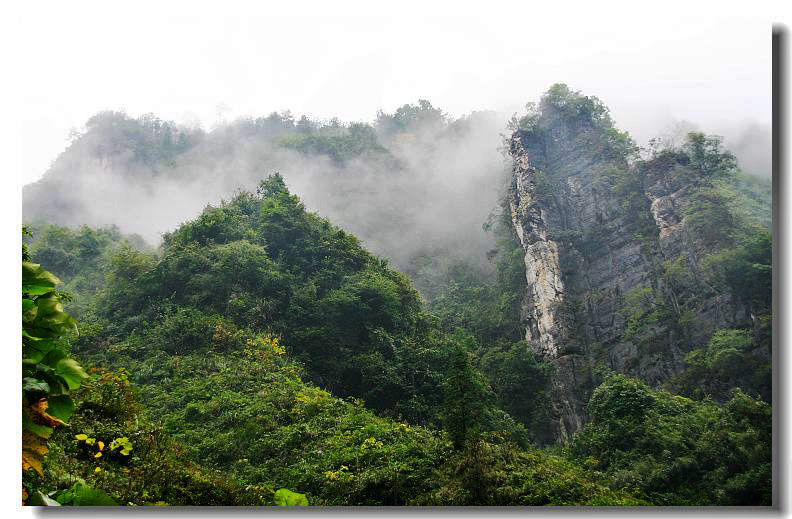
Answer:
[22, 227, 94, 505]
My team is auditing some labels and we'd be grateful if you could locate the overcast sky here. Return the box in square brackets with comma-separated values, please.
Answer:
[9, 1, 778, 184]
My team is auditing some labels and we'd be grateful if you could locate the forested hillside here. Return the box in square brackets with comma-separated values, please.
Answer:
[21, 85, 772, 506]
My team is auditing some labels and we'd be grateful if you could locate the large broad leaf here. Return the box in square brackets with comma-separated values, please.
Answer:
[55, 358, 89, 390]
[22, 338, 59, 364]
[29, 293, 78, 338]
[46, 395, 76, 423]
[26, 491, 61, 506]
[34, 293, 65, 319]
[40, 347, 67, 367]
[22, 298, 35, 314]
[273, 488, 309, 506]
[56, 483, 118, 506]
[22, 377, 50, 395]
[23, 360, 67, 395]
[24, 354, 69, 395]
[22, 262, 60, 296]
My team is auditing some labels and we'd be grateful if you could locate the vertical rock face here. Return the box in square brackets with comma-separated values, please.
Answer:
[507, 88, 751, 442]
[509, 154, 565, 357]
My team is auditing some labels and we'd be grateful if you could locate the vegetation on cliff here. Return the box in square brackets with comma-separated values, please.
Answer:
[21, 85, 772, 506]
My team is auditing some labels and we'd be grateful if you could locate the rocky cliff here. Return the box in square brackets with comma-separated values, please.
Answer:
[506, 85, 759, 442]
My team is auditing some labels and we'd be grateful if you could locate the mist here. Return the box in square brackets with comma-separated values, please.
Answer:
[643, 118, 772, 178]
[16, 6, 772, 271]
[22, 88, 773, 292]
[22, 105, 512, 282]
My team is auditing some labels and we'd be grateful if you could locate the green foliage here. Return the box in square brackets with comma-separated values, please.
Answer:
[22, 227, 95, 506]
[417, 434, 646, 506]
[55, 483, 118, 506]
[690, 329, 753, 375]
[273, 488, 309, 506]
[23, 227, 258, 507]
[279, 122, 387, 163]
[71, 336, 641, 506]
[418, 259, 519, 346]
[620, 286, 668, 341]
[682, 184, 740, 247]
[478, 341, 554, 442]
[425, 193, 527, 347]
[569, 375, 771, 505]
[376, 99, 446, 137]
[511, 84, 637, 160]
[81, 111, 202, 168]
[683, 132, 738, 179]
[541, 84, 613, 128]
[642, 133, 748, 252]
[731, 173, 772, 229]
[587, 375, 656, 424]
[92, 344, 450, 505]
[442, 341, 493, 449]
[25, 224, 148, 283]
[42, 367, 267, 506]
[643, 132, 737, 185]
[703, 226, 772, 313]
[22, 255, 84, 456]
[672, 329, 770, 402]
[89, 174, 472, 426]
[419, 195, 553, 444]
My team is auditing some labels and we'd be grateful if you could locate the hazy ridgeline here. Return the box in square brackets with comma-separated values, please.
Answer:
[22, 100, 770, 287]
[23, 105, 510, 285]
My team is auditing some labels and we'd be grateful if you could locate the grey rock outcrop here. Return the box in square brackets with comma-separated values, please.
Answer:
[506, 97, 751, 443]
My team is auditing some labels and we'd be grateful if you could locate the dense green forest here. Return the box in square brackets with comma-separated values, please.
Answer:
[22, 85, 772, 506]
